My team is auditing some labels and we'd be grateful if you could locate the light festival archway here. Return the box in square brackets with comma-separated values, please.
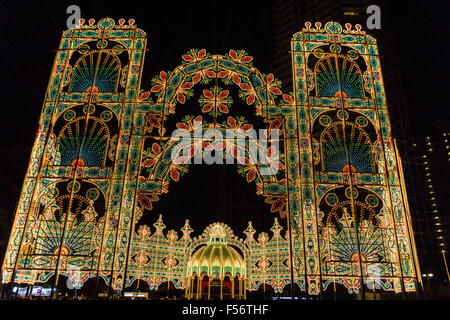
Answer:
[1, 18, 420, 299]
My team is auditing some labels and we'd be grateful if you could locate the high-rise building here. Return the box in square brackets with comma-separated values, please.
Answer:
[408, 133, 450, 283]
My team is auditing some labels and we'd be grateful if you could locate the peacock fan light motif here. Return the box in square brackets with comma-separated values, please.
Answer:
[320, 206, 386, 277]
[57, 116, 109, 167]
[321, 122, 375, 173]
[30, 194, 101, 267]
[69, 51, 121, 93]
[315, 56, 364, 99]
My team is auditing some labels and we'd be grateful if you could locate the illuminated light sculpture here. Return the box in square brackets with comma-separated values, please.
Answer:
[186, 223, 245, 300]
[1, 18, 421, 299]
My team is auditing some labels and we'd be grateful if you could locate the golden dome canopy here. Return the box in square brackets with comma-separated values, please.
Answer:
[187, 224, 245, 278]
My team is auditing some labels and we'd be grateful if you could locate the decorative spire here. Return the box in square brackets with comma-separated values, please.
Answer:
[153, 214, 166, 234]
[181, 219, 193, 240]
[243, 221, 256, 242]
[270, 217, 283, 237]
[208, 223, 227, 245]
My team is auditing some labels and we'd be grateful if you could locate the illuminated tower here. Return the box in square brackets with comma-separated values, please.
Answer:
[2, 19, 420, 299]
[290, 21, 421, 296]
[1, 18, 147, 295]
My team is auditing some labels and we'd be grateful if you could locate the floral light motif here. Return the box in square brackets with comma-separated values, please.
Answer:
[150, 71, 168, 94]
[198, 86, 233, 115]
[265, 74, 283, 96]
[227, 49, 253, 64]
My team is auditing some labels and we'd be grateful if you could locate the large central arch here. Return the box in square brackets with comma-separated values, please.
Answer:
[115, 48, 304, 294]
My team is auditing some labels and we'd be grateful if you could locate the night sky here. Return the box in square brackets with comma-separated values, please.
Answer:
[0, 1, 448, 259]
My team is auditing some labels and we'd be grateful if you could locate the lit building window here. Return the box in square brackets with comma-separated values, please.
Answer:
[344, 11, 359, 16]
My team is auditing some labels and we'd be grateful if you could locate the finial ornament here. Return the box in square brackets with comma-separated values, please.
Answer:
[302, 21, 366, 35]
[77, 17, 137, 29]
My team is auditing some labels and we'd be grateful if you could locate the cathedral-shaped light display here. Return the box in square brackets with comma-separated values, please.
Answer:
[2, 18, 421, 299]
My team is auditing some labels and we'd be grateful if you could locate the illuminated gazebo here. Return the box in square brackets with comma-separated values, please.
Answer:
[185, 224, 246, 300]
